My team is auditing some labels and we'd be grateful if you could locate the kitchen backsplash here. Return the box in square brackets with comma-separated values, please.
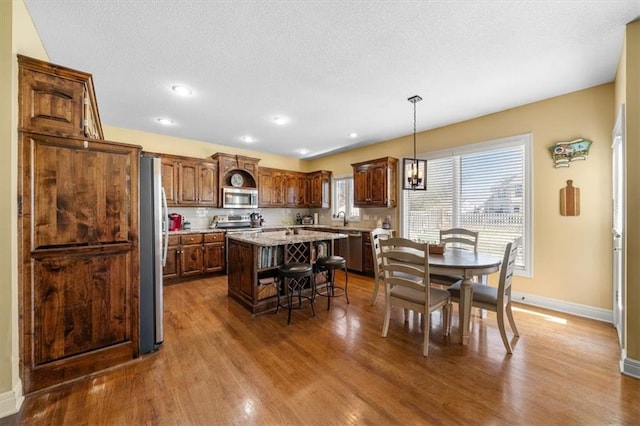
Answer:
[166, 207, 396, 230]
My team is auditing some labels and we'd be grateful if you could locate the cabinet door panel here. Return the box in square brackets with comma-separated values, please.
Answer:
[20, 69, 84, 137]
[163, 245, 180, 280]
[32, 251, 132, 365]
[198, 162, 217, 205]
[161, 159, 178, 205]
[179, 162, 198, 204]
[29, 135, 134, 249]
[204, 243, 225, 273]
[368, 165, 388, 205]
[353, 168, 369, 204]
[181, 244, 204, 276]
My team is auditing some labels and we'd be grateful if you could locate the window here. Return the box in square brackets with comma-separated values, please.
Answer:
[402, 133, 532, 276]
[333, 176, 360, 221]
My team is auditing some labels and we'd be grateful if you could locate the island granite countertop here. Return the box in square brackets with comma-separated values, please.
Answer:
[227, 229, 347, 247]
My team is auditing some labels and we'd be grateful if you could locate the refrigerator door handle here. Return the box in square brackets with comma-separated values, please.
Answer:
[161, 186, 169, 267]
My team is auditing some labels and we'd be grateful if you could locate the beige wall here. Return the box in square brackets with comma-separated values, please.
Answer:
[0, 0, 15, 397]
[622, 20, 640, 362]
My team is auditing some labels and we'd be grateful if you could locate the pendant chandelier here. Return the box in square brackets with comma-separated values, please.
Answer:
[402, 95, 427, 191]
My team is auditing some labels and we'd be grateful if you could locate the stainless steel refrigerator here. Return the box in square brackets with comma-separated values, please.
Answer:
[139, 155, 168, 354]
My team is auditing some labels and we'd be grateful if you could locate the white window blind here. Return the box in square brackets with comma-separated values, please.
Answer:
[403, 134, 531, 275]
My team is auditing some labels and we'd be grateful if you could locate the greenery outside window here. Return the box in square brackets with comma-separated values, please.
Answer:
[333, 176, 360, 222]
[402, 133, 532, 276]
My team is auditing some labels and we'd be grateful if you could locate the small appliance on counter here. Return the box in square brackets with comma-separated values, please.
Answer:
[382, 215, 392, 230]
[168, 213, 183, 231]
[295, 213, 302, 225]
[250, 212, 262, 228]
[301, 215, 314, 225]
[182, 221, 191, 230]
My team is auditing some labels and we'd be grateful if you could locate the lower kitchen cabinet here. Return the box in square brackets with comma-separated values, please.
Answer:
[204, 232, 225, 273]
[163, 232, 225, 282]
[362, 231, 374, 276]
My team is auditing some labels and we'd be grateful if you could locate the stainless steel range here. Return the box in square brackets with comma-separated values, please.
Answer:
[211, 214, 251, 230]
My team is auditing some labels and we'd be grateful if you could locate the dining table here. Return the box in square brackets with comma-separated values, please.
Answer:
[387, 245, 502, 345]
[428, 248, 502, 345]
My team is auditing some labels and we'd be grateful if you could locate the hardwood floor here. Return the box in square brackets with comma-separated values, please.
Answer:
[4, 273, 639, 425]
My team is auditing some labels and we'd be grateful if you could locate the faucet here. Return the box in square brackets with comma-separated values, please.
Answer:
[336, 211, 348, 227]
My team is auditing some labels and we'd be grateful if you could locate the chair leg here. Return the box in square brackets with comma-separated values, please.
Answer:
[287, 286, 293, 325]
[371, 277, 380, 305]
[496, 307, 513, 354]
[327, 268, 333, 311]
[381, 297, 391, 337]
[443, 303, 451, 336]
[506, 302, 519, 336]
[343, 266, 349, 304]
[422, 309, 430, 357]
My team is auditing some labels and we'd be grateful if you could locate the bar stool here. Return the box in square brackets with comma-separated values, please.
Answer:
[277, 262, 316, 325]
[315, 255, 349, 310]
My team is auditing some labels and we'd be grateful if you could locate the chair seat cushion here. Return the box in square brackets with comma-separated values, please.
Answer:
[447, 281, 498, 305]
[316, 256, 346, 268]
[279, 262, 313, 278]
[430, 273, 464, 285]
[390, 285, 450, 306]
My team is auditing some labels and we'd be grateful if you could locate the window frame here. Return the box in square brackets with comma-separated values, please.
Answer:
[400, 133, 533, 277]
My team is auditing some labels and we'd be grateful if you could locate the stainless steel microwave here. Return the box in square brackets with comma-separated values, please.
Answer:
[222, 187, 258, 209]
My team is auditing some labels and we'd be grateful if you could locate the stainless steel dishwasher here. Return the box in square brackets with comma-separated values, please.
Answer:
[339, 231, 363, 272]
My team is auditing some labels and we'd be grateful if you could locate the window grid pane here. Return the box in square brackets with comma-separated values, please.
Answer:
[405, 144, 527, 270]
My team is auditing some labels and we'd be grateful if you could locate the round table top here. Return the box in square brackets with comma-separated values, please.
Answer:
[428, 249, 502, 269]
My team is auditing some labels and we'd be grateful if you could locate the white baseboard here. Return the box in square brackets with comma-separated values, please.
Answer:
[0, 379, 24, 419]
[621, 354, 640, 379]
[511, 291, 613, 323]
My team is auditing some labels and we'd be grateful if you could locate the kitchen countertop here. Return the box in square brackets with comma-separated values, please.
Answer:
[168, 225, 392, 235]
[227, 229, 347, 247]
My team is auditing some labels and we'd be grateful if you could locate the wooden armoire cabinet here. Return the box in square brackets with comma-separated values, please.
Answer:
[18, 55, 140, 393]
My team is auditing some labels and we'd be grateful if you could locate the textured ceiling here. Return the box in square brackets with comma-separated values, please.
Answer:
[24, 1, 640, 159]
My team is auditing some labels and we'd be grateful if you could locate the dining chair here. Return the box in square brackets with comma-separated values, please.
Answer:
[379, 237, 451, 356]
[430, 228, 479, 286]
[369, 227, 394, 305]
[446, 237, 522, 354]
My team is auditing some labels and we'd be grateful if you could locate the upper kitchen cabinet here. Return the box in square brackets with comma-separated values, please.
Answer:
[178, 159, 218, 206]
[308, 170, 332, 209]
[351, 157, 398, 208]
[258, 167, 285, 207]
[285, 172, 308, 207]
[161, 157, 179, 205]
[18, 55, 103, 140]
[158, 153, 218, 206]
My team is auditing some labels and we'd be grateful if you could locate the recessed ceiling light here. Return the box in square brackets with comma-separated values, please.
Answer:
[348, 132, 358, 138]
[273, 116, 288, 126]
[171, 85, 192, 96]
[241, 136, 255, 143]
[156, 118, 174, 125]
[297, 149, 309, 155]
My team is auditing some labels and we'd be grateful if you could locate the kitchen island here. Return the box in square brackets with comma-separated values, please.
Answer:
[227, 229, 347, 314]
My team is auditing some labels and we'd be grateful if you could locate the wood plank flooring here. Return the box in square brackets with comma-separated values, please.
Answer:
[4, 272, 639, 425]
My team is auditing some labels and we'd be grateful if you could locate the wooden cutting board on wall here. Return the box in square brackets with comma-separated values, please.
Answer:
[560, 180, 580, 216]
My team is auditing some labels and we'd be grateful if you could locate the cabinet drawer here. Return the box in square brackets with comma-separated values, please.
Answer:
[167, 235, 181, 246]
[180, 234, 203, 244]
[204, 232, 225, 243]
